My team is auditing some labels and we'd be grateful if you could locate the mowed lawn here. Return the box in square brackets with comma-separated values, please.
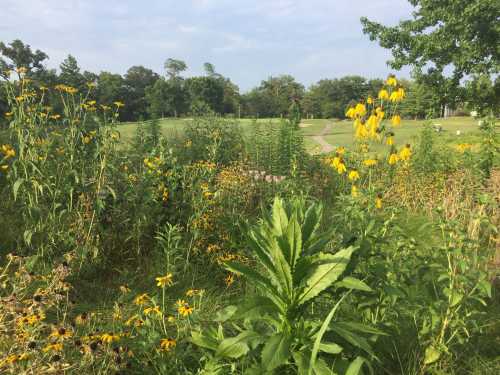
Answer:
[117, 116, 483, 153]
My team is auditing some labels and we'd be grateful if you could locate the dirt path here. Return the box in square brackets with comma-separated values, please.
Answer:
[312, 122, 335, 153]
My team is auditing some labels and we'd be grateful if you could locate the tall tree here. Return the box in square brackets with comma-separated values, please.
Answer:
[59, 54, 85, 90]
[0, 39, 48, 79]
[164, 58, 187, 80]
[124, 66, 159, 120]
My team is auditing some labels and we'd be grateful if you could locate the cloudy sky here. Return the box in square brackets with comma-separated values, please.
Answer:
[2, 0, 414, 90]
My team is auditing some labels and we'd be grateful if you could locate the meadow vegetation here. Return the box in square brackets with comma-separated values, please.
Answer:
[0, 70, 498, 375]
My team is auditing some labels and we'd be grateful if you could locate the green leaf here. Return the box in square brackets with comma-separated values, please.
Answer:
[261, 332, 292, 371]
[271, 197, 289, 236]
[298, 247, 355, 305]
[336, 277, 373, 292]
[191, 331, 219, 351]
[329, 324, 376, 358]
[216, 330, 260, 359]
[319, 342, 343, 354]
[302, 203, 322, 245]
[424, 345, 441, 365]
[214, 306, 237, 322]
[335, 321, 387, 336]
[309, 293, 349, 375]
[286, 213, 302, 268]
[346, 356, 373, 375]
[13, 178, 24, 200]
[233, 295, 283, 320]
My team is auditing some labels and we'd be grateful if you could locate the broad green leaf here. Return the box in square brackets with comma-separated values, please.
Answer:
[271, 197, 289, 236]
[319, 342, 343, 354]
[346, 356, 373, 375]
[13, 178, 24, 200]
[335, 321, 387, 336]
[424, 345, 441, 365]
[233, 295, 284, 320]
[302, 203, 322, 245]
[191, 331, 219, 351]
[261, 332, 292, 371]
[286, 213, 302, 268]
[214, 305, 237, 322]
[336, 277, 373, 292]
[298, 247, 355, 305]
[267, 236, 293, 298]
[216, 330, 260, 359]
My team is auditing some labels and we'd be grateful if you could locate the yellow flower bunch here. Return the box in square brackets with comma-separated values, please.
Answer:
[156, 273, 173, 287]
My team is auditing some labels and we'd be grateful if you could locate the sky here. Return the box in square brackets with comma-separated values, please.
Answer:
[1, 0, 414, 91]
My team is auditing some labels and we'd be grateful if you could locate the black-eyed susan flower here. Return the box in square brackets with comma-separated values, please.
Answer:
[386, 75, 397, 87]
[143, 306, 162, 317]
[388, 153, 399, 165]
[159, 338, 176, 352]
[363, 159, 377, 167]
[134, 293, 149, 306]
[399, 144, 412, 161]
[42, 343, 63, 353]
[391, 114, 401, 127]
[378, 89, 389, 100]
[49, 326, 72, 340]
[101, 333, 120, 344]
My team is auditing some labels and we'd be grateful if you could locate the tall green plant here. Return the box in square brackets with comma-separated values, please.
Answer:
[192, 197, 380, 374]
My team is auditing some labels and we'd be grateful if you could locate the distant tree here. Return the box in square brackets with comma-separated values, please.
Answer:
[185, 76, 225, 114]
[0, 39, 48, 79]
[400, 81, 440, 119]
[59, 55, 86, 90]
[96, 72, 129, 119]
[203, 62, 217, 77]
[164, 58, 187, 80]
[464, 75, 500, 116]
[124, 66, 160, 120]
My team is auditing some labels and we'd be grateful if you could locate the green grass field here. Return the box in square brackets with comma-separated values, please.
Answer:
[118, 116, 483, 154]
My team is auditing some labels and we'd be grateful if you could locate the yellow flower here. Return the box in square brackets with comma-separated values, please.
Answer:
[348, 170, 360, 181]
[186, 289, 200, 297]
[1, 144, 16, 158]
[5, 112, 13, 117]
[177, 303, 194, 317]
[75, 313, 88, 325]
[391, 115, 401, 127]
[50, 114, 61, 120]
[134, 293, 149, 306]
[375, 107, 385, 120]
[82, 136, 91, 144]
[42, 343, 63, 353]
[386, 136, 394, 146]
[114, 101, 125, 108]
[386, 75, 397, 87]
[375, 195, 383, 209]
[224, 273, 235, 287]
[363, 159, 377, 167]
[354, 103, 367, 117]
[367, 96, 373, 105]
[390, 87, 405, 102]
[159, 338, 177, 352]
[156, 273, 173, 287]
[49, 327, 72, 339]
[167, 315, 176, 323]
[456, 143, 472, 153]
[336, 161, 347, 175]
[388, 153, 399, 165]
[351, 185, 359, 197]
[101, 333, 120, 344]
[336, 146, 346, 155]
[378, 89, 389, 100]
[144, 306, 162, 316]
[345, 107, 356, 119]
[399, 144, 412, 161]
[119, 285, 131, 293]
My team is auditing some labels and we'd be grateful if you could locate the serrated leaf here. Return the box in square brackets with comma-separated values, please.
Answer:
[336, 277, 373, 292]
[216, 330, 260, 359]
[298, 247, 355, 304]
[261, 332, 292, 371]
[319, 342, 343, 354]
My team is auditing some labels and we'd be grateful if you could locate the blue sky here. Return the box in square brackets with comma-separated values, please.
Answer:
[2, 0, 414, 91]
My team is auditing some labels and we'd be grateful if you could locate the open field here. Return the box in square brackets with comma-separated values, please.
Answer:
[118, 116, 484, 154]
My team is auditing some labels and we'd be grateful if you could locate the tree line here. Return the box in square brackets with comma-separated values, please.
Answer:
[1, 39, 499, 125]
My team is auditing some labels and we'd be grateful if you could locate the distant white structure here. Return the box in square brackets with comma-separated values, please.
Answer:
[456, 130, 461, 136]
[470, 110, 478, 118]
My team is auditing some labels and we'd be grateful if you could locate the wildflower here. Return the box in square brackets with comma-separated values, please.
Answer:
[83, 136, 91, 144]
[351, 185, 359, 197]
[367, 96, 373, 105]
[101, 333, 120, 344]
[224, 273, 235, 287]
[336, 160, 347, 175]
[375, 194, 383, 209]
[391, 114, 401, 127]
[375, 107, 385, 120]
[125, 315, 144, 327]
[87, 82, 96, 89]
[43, 343, 63, 353]
[159, 338, 177, 352]
[378, 89, 389, 100]
[390, 87, 405, 102]
[1, 144, 16, 159]
[101, 105, 111, 111]
[143, 306, 162, 316]
[49, 114, 61, 120]
[388, 153, 399, 165]
[336, 146, 346, 155]
[399, 144, 412, 161]
[16, 67, 28, 74]
[345, 107, 356, 119]
[114, 101, 125, 108]
[156, 273, 173, 287]
[456, 143, 472, 153]
[87, 100, 96, 106]
[50, 327, 72, 339]
[354, 103, 367, 117]
[386, 75, 397, 86]
[386, 136, 394, 146]
[176, 300, 194, 317]
[134, 293, 149, 306]
[348, 170, 360, 181]
[167, 315, 176, 323]
[186, 289, 202, 297]
[5, 112, 13, 117]
[363, 159, 377, 167]
[75, 313, 88, 325]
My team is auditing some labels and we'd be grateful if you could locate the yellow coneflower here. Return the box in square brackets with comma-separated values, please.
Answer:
[49, 327, 72, 340]
[354, 103, 367, 117]
[386, 136, 394, 146]
[345, 107, 356, 119]
[336, 161, 347, 175]
[155, 273, 173, 287]
[348, 170, 360, 181]
[388, 153, 399, 165]
[375, 106, 385, 120]
[363, 159, 377, 167]
[386, 75, 397, 87]
[186, 289, 200, 297]
[391, 114, 401, 127]
[367, 96, 373, 105]
[378, 89, 389, 100]
[176, 300, 194, 317]
[336, 146, 346, 155]
[399, 144, 412, 161]
[159, 338, 177, 352]
[75, 313, 88, 325]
